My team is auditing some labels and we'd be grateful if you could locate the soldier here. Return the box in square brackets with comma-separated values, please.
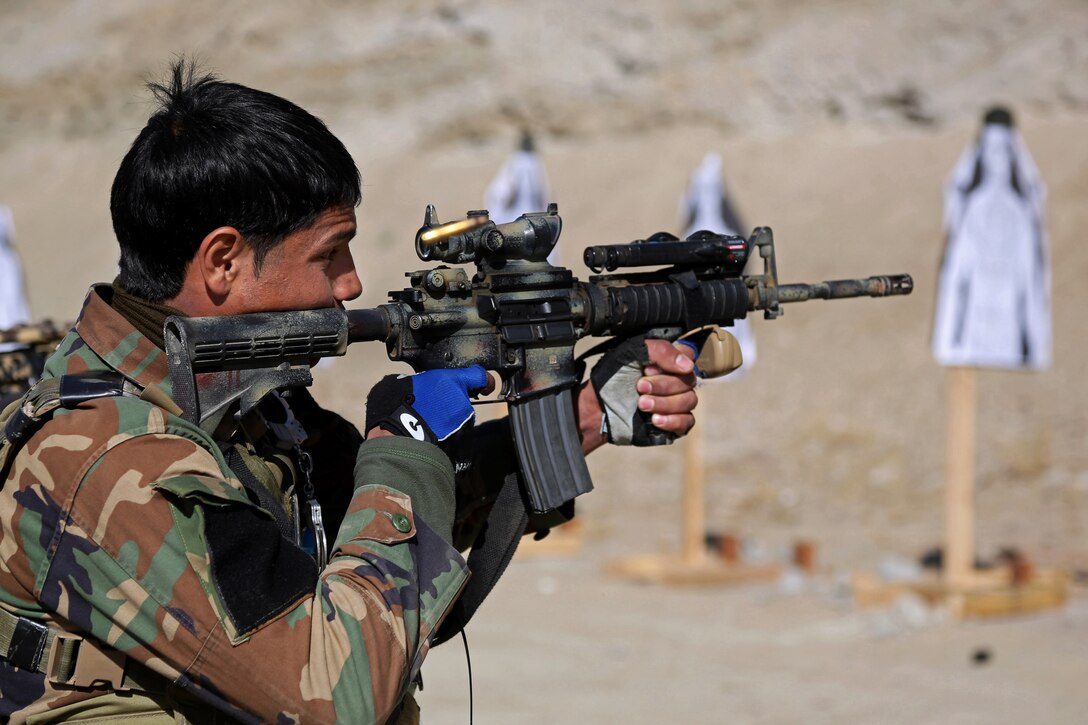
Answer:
[0, 63, 699, 723]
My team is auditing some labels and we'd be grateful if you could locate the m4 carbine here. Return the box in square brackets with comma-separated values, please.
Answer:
[164, 204, 912, 513]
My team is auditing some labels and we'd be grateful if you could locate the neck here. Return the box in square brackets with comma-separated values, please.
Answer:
[109, 281, 186, 350]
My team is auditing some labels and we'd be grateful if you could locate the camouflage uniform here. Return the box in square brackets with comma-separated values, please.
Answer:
[0, 286, 476, 723]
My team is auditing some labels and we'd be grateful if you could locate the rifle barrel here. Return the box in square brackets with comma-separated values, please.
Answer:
[776, 274, 913, 304]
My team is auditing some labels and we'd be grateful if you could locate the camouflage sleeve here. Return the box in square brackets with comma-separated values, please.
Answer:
[3, 398, 468, 724]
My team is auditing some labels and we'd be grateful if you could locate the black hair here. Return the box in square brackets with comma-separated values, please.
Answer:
[983, 105, 1015, 128]
[518, 129, 536, 153]
[111, 60, 361, 301]
[964, 104, 1023, 198]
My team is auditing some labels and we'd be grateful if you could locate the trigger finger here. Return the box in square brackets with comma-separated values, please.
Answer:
[454, 365, 491, 394]
[476, 372, 497, 396]
[674, 340, 699, 361]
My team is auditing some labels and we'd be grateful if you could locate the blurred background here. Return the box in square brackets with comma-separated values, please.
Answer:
[2, 1, 1087, 722]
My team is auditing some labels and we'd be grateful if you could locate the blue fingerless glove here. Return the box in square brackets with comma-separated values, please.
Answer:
[365, 365, 489, 444]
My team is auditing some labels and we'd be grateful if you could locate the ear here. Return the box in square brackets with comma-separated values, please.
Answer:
[195, 226, 250, 297]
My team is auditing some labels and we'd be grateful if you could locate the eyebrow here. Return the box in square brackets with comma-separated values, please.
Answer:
[320, 228, 357, 248]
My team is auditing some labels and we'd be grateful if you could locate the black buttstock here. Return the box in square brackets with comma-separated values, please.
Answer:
[164, 309, 354, 432]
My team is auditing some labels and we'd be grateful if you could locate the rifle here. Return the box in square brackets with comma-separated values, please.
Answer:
[164, 204, 912, 513]
[0, 320, 69, 406]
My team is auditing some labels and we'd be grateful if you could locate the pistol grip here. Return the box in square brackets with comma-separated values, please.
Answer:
[637, 325, 738, 446]
[643, 423, 676, 446]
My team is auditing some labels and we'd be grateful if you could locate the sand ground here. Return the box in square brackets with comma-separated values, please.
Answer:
[2, 2, 1087, 722]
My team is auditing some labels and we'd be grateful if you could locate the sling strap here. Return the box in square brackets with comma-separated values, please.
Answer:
[0, 607, 146, 691]
[433, 470, 529, 646]
[0, 371, 137, 481]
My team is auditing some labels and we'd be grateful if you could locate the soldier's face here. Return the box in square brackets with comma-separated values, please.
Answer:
[239, 205, 363, 312]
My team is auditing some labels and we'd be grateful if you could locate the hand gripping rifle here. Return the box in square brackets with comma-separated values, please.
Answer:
[164, 204, 912, 513]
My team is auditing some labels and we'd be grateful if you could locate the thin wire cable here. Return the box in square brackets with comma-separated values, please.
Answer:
[461, 628, 473, 724]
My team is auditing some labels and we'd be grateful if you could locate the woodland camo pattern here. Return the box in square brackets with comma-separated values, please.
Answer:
[0, 286, 469, 723]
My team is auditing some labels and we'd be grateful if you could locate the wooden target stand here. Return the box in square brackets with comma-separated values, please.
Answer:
[603, 422, 782, 586]
[603, 330, 784, 586]
[856, 367, 1068, 617]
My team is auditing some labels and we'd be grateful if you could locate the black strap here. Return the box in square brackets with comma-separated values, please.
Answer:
[433, 471, 528, 646]
[3, 372, 128, 442]
[669, 268, 708, 332]
[2, 372, 131, 482]
[1, 612, 53, 672]
[220, 445, 298, 543]
[57, 371, 128, 406]
[0, 609, 107, 689]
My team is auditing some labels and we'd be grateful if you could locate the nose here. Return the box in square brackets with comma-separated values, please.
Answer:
[334, 248, 363, 303]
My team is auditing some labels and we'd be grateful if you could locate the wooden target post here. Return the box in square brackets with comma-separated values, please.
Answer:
[936, 366, 1067, 616]
[944, 366, 978, 590]
[681, 417, 709, 565]
[604, 422, 781, 586]
[856, 366, 1068, 616]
